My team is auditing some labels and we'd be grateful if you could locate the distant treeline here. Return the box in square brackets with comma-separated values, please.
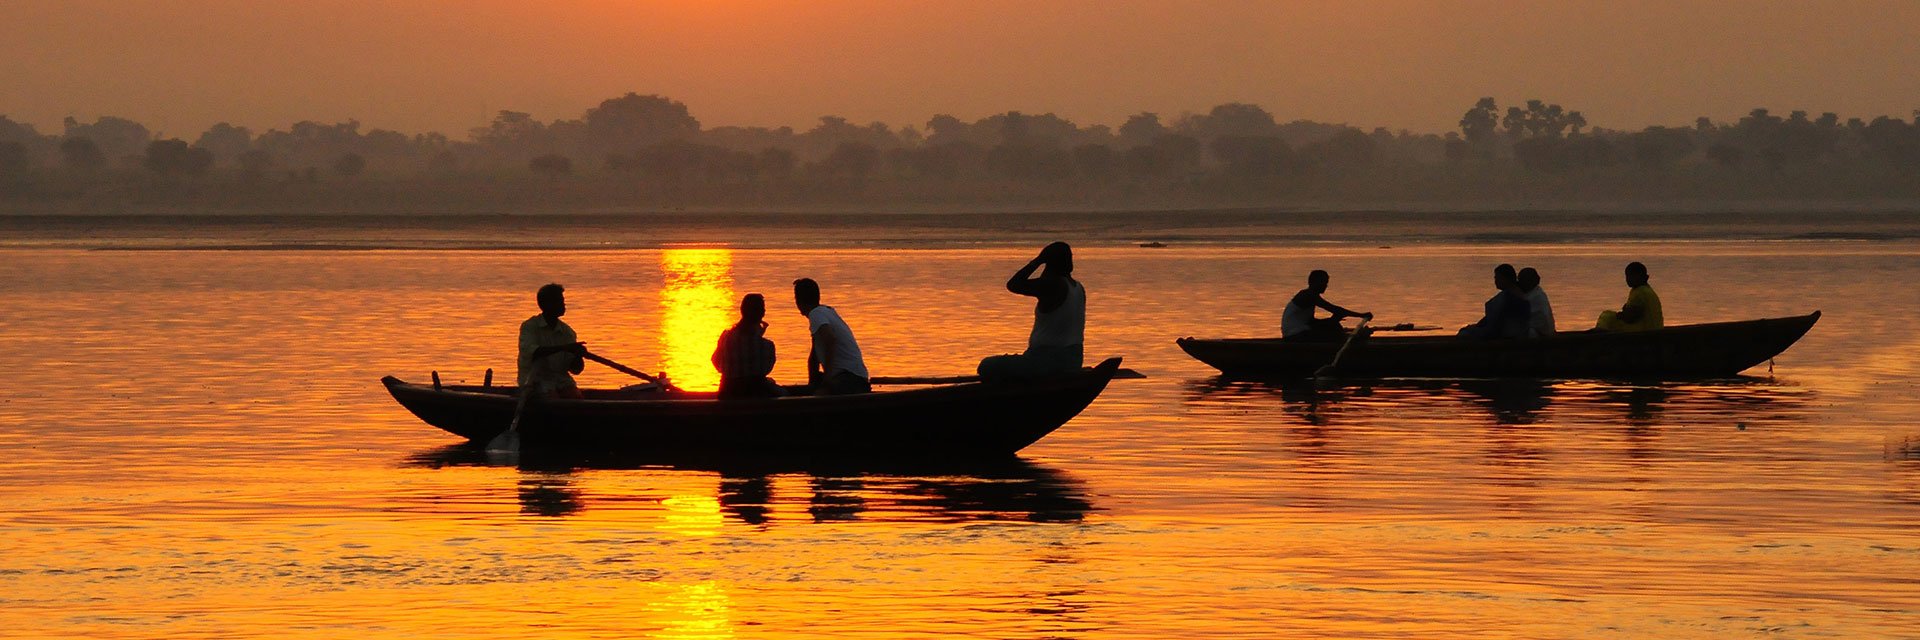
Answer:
[2, 93, 1918, 211]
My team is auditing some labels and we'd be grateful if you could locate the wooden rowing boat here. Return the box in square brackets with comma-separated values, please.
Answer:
[384, 357, 1122, 454]
[1176, 313, 1819, 378]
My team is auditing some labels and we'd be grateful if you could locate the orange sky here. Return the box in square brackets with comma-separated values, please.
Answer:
[3, 0, 1917, 138]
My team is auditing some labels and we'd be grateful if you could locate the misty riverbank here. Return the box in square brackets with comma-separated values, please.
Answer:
[4, 206, 1919, 251]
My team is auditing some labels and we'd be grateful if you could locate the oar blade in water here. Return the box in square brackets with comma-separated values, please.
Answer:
[1312, 319, 1371, 381]
[487, 392, 532, 454]
[485, 429, 520, 454]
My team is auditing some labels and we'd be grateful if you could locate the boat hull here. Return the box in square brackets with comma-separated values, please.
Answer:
[1177, 313, 1819, 379]
[384, 358, 1121, 455]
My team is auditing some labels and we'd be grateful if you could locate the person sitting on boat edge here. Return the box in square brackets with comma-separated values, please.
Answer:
[1458, 263, 1532, 340]
[1281, 269, 1372, 341]
[794, 277, 871, 394]
[1596, 261, 1664, 332]
[517, 283, 587, 399]
[980, 242, 1087, 381]
[1518, 267, 1556, 337]
[712, 293, 782, 399]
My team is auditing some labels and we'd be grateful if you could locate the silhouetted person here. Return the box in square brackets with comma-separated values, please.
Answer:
[1596, 262, 1664, 331]
[1518, 267, 1556, 337]
[712, 293, 781, 399]
[794, 278, 870, 394]
[1458, 264, 1531, 340]
[1281, 269, 1372, 341]
[517, 283, 586, 399]
[979, 242, 1085, 381]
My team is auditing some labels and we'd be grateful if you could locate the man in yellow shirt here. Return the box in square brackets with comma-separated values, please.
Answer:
[518, 283, 587, 398]
[1596, 262, 1663, 332]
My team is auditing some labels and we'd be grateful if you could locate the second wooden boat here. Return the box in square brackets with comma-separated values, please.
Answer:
[1177, 313, 1819, 378]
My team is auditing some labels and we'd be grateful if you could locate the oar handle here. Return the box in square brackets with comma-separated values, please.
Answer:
[872, 367, 1144, 386]
[582, 351, 678, 391]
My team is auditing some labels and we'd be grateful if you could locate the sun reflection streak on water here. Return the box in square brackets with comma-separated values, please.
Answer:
[662, 492, 727, 538]
[653, 581, 736, 640]
[659, 248, 735, 391]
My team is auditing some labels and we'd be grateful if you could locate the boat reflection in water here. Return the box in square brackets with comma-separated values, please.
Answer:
[1182, 375, 1825, 517]
[407, 446, 1094, 525]
[1184, 375, 1818, 429]
[516, 474, 584, 518]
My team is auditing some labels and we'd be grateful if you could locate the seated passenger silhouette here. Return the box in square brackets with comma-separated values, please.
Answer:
[980, 242, 1086, 381]
[1596, 262, 1664, 332]
[794, 278, 871, 394]
[1518, 267, 1556, 337]
[1458, 264, 1532, 340]
[712, 293, 781, 399]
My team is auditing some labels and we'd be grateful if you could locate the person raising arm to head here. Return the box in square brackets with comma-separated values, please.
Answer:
[979, 242, 1087, 381]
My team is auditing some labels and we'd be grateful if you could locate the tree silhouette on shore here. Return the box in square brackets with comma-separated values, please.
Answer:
[2, 93, 1917, 207]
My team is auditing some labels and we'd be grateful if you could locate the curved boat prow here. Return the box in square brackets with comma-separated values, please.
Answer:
[1750, 310, 1820, 369]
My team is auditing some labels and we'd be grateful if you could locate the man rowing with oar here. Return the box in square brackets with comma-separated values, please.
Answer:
[517, 283, 588, 399]
[1282, 270, 1372, 341]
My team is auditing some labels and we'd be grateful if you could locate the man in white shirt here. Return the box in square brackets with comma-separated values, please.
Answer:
[517, 283, 587, 398]
[1518, 267, 1556, 337]
[979, 242, 1086, 381]
[793, 277, 870, 394]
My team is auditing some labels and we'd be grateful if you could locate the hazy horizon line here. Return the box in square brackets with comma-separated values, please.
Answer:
[13, 92, 1917, 144]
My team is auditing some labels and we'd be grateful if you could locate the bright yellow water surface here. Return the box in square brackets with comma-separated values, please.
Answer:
[659, 248, 736, 392]
[2, 238, 1919, 638]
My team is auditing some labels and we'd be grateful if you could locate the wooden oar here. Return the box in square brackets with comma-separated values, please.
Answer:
[873, 367, 1145, 386]
[583, 351, 678, 392]
[486, 390, 532, 454]
[1314, 318, 1371, 379]
[487, 351, 668, 454]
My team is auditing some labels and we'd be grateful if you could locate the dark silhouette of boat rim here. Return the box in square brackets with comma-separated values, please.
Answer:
[1177, 312, 1819, 379]
[384, 357, 1122, 455]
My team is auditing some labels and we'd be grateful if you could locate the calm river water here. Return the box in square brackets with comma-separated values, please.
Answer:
[1, 213, 1917, 638]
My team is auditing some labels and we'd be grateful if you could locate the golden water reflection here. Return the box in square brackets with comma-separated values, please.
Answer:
[660, 248, 735, 391]
[14, 245, 1920, 638]
[653, 580, 736, 640]
[662, 493, 726, 537]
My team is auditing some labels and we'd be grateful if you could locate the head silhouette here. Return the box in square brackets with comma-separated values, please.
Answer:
[1307, 269, 1330, 293]
[1517, 267, 1541, 292]
[739, 293, 766, 324]
[1041, 241, 1074, 277]
[1493, 263, 1517, 290]
[536, 283, 566, 318]
[1625, 262, 1649, 287]
[792, 278, 821, 314]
